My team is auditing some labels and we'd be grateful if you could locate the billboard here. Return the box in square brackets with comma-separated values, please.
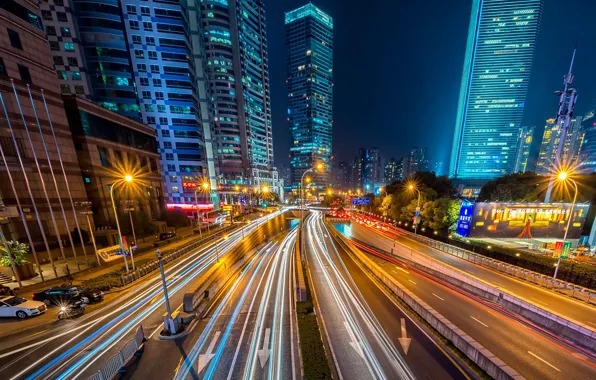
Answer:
[466, 202, 589, 239]
[456, 201, 475, 237]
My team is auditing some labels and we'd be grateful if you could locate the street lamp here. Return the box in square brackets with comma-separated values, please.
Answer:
[553, 171, 578, 280]
[408, 184, 422, 234]
[300, 163, 323, 258]
[109, 174, 134, 272]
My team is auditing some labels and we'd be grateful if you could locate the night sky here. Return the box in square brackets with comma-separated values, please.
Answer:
[264, 0, 596, 170]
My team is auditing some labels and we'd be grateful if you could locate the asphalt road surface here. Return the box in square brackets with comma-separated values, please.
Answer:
[336, 223, 596, 380]
[304, 211, 468, 380]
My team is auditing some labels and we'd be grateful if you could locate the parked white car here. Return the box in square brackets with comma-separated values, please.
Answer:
[0, 296, 46, 319]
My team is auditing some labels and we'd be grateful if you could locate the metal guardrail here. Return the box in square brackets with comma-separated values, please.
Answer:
[88, 325, 145, 380]
[392, 225, 596, 305]
[120, 225, 236, 286]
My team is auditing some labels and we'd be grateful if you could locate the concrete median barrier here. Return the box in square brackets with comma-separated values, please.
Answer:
[327, 224, 523, 380]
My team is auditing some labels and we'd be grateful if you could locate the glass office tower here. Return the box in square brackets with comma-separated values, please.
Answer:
[200, 0, 282, 199]
[286, 3, 333, 189]
[449, 0, 543, 180]
[43, 0, 215, 204]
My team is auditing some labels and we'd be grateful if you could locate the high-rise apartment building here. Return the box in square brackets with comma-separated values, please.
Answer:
[351, 148, 366, 191]
[364, 147, 382, 188]
[332, 161, 350, 190]
[383, 158, 401, 184]
[579, 97, 596, 173]
[405, 147, 429, 178]
[449, 0, 543, 180]
[200, 0, 282, 200]
[286, 3, 333, 189]
[536, 117, 583, 175]
[40, 0, 216, 204]
[513, 125, 535, 173]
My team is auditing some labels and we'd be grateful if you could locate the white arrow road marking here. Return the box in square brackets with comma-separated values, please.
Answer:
[398, 318, 412, 355]
[257, 328, 271, 368]
[198, 331, 221, 373]
[344, 321, 365, 360]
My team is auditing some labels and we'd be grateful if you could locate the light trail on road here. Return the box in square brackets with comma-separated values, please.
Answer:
[305, 211, 415, 380]
[1, 211, 284, 380]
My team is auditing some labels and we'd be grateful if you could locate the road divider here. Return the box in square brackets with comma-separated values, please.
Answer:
[327, 222, 523, 380]
[351, 222, 596, 354]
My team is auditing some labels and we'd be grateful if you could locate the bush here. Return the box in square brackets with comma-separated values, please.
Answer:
[296, 308, 332, 379]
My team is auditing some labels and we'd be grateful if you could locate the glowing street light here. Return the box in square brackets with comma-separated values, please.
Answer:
[110, 174, 135, 271]
[553, 170, 578, 280]
[408, 184, 422, 234]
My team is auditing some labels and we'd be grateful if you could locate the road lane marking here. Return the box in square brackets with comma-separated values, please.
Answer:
[395, 266, 410, 274]
[586, 321, 596, 327]
[408, 279, 417, 285]
[18, 329, 48, 341]
[528, 351, 561, 372]
[432, 293, 444, 301]
[470, 317, 488, 328]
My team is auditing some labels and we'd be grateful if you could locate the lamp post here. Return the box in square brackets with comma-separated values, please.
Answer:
[193, 188, 203, 240]
[109, 174, 133, 272]
[408, 184, 422, 234]
[299, 164, 323, 257]
[553, 171, 578, 280]
[124, 200, 137, 271]
[77, 201, 100, 266]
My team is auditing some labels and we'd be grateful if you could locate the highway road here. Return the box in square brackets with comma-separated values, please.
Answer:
[0, 211, 286, 380]
[351, 215, 596, 328]
[335, 223, 596, 380]
[158, 229, 300, 380]
[304, 211, 468, 380]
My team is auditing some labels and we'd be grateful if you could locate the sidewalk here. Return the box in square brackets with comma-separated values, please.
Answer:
[4, 224, 226, 292]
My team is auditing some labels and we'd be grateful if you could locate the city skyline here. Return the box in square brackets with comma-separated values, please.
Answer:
[265, 0, 596, 170]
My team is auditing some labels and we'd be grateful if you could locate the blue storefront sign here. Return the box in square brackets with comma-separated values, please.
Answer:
[456, 201, 475, 237]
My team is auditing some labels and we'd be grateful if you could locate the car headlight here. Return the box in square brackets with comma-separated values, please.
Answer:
[60, 306, 66, 311]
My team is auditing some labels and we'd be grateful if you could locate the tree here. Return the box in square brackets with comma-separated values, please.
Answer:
[379, 194, 393, 216]
[0, 240, 29, 267]
[477, 172, 544, 202]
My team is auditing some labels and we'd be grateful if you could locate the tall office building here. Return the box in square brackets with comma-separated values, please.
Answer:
[286, 3, 333, 189]
[405, 147, 429, 177]
[433, 160, 444, 176]
[41, 0, 216, 204]
[364, 147, 382, 188]
[200, 0, 282, 200]
[536, 117, 583, 175]
[383, 158, 401, 184]
[351, 148, 366, 191]
[332, 161, 350, 190]
[579, 96, 596, 173]
[449, 0, 543, 180]
[513, 125, 535, 173]
[0, 0, 92, 264]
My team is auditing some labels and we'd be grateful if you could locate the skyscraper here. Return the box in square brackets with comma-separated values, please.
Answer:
[513, 126, 535, 173]
[41, 0, 216, 204]
[405, 147, 429, 177]
[364, 147, 382, 189]
[286, 3, 333, 189]
[449, 0, 543, 180]
[579, 96, 596, 173]
[383, 158, 401, 184]
[201, 0, 282, 199]
[332, 161, 350, 190]
[536, 117, 583, 175]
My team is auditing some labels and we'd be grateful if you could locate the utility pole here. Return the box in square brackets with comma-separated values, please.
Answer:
[545, 47, 578, 202]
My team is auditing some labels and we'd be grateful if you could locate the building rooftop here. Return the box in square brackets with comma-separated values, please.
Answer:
[285, 2, 333, 28]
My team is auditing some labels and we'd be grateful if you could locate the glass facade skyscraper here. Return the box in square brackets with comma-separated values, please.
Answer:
[579, 96, 596, 173]
[286, 3, 333, 189]
[42, 0, 216, 204]
[200, 0, 282, 198]
[449, 0, 543, 180]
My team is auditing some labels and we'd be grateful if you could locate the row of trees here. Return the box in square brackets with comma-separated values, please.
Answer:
[367, 172, 461, 232]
